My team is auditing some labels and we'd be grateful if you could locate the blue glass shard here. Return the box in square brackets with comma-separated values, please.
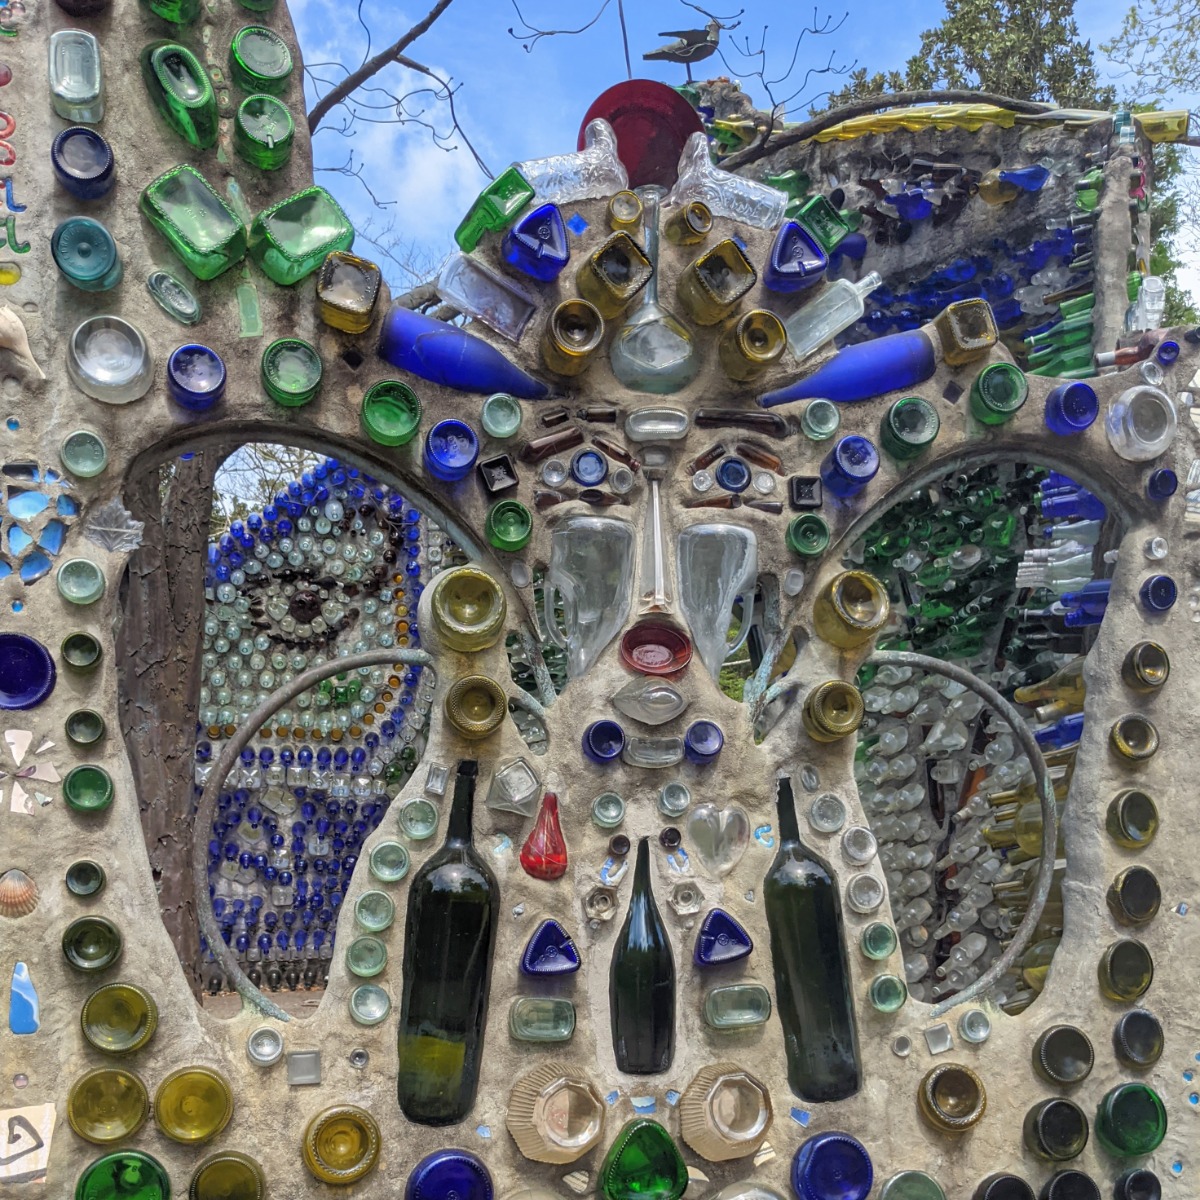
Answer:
[7, 489, 48, 520]
[57, 494, 80, 517]
[566, 213, 588, 236]
[10, 961, 39, 1034]
[7, 525, 31, 555]
[630, 1095, 656, 1114]
[693, 907, 753, 967]
[45, 469, 60, 483]
[19, 551, 52, 584]
[1, 462, 38, 481]
[664, 1090, 681, 1106]
[789, 1107, 811, 1127]
[0, 560, 9, 578]
[520, 917, 580, 976]
[606, 1091, 620, 1105]
[37, 520, 65, 555]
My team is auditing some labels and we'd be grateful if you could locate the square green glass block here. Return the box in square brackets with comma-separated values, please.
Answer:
[248, 186, 355, 286]
[797, 194, 850, 254]
[454, 166, 535, 252]
[139, 165, 248, 281]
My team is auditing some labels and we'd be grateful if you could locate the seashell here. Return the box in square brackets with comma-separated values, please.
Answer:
[0, 868, 39, 917]
[0, 305, 45, 380]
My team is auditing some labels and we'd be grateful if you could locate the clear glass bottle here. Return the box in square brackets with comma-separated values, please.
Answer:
[513, 118, 627, 203]
[666, 131, 787, 228]
[610, 186, 699, 394]
[784, 271, 882, 360]
[50, 30, 104, 123]
[1106, 386, 1177, 461]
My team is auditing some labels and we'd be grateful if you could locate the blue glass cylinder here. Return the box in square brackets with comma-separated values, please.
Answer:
[792, 1130, 873, 1200]
[1044, 381, 1098, 435]
[684, 719, 724, 765]
[1146, 468, 1177, 500]
[760, 328, 936, 408]
[168, 344, 227, 411]
[570, 447, 608, 486]
[715, 457, 751, 493]
[583, 719, 625, 765]
[501, 202, 570, 282]
[423, 419, 479, 481]
[379, 305, 549, 399]
[1139, 574, 1177, 613]
[820, 435, 879, 498]
[764, 220, 828, 293]
[51, 217, 122, 292]
[406, 1150, 493, 1200]
[51, 126, 115, 199]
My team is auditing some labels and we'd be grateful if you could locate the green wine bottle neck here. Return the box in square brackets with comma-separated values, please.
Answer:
[447, 760, 479, 844]
[632, 835, 652, 895]
[775, 776, 801, 844]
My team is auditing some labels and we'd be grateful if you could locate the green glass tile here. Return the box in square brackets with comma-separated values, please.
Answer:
[248, 186, 354, 285]
[140, 165, 247, 280]
[797, 194, 850, 254]
[598, 1120, 687, 1200]
[702, 983, 772, 1029]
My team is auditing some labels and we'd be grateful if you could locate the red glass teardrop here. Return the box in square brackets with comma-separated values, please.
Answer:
[520, 791, 568, 880]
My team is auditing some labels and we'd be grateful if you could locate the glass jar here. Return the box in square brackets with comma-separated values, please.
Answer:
[67, 316, 153, 404]
[918, 1064, 987, 1134]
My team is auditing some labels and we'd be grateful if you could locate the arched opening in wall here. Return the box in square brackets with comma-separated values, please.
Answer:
[848, 458, 1125, 1015]
[118, 440, 458, 1017]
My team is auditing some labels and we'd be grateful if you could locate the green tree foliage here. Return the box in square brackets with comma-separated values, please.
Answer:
[1103, 0, 1200, 101]
[824, 0, 1114, 108]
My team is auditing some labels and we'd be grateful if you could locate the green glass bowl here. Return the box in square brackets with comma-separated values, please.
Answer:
[63, 915, 123, 972]
[348, 983, 391, 1026]
[354, 890, 395, 933]
[57, 558, 106, 604]
[66, 709, 107, 747]
[261, 338, 322, 407]
[361, 381, 421, 447]
[62, 631, 103, 672]
[345, 935, 387, 978]
[367, 840, 409, 883]
[64, 764, 115, 813]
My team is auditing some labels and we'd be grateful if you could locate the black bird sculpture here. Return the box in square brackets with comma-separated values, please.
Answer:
[643, 19, 721, 82]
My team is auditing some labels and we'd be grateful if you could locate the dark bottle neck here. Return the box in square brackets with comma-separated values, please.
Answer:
[446, 760, 479, 844]
[775, 775, 801, 845]
[632, 836, 651, 894]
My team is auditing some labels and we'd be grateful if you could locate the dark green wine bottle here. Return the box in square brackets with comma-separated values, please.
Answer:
[609, 837, 675, 1073]
[396, 760, 498, 1124]
[765, 774, 862, 1101]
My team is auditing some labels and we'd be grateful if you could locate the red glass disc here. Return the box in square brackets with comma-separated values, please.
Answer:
[579, 79, 703, 189]
[620, 622, 692, 676]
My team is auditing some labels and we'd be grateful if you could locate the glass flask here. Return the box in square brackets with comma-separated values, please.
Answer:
[610, 186, 699, 394]
[784, 271, 882, 361]
[140, 165, 247, 280]
[437, 252, 535, 342]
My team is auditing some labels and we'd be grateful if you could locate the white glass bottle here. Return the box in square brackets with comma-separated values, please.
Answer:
[784, 271, 883, 361]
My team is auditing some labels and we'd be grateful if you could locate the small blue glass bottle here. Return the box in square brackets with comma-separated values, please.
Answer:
[51, 217, 122, 292]
[167, 344, 227, 411]
[406, 1150, 493, 1200]
[1044, 381, 1098, 436]
[820, 435, 879, 499]
[570, 447, 608, 486]
[684, 719, 723, 765]
[424, 419, 479, 482]
[501, 202, 570, 282]
[715, 457, 751, 493]
[583, 719, 625, 765]
[792, 1130, 873, 1200]
[1139, 574, 1177, 613]
[51, 126, 116, 199]
[1146, 468, 1177, 501]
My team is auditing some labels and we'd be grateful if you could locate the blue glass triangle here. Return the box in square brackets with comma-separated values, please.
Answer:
[520, 917, 580, 976]
[502, 203, 570, 282]
[763, 220, 827, 293]
[9, 962, 39, 1034]
[693, 907, 753, 967]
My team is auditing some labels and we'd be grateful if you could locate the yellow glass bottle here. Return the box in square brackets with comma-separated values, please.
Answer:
[80, 982, 159, 1055]
[302, 1105, 381, 1185]
[1021, 936, 1061, 992]
[663, 200, 713, 245]
[802, 680, 866, 743]
[67, 1067, 150, 1144]
[1109, 714, 1159, 762]
[444, 674, 507, 740]
[1013, 657, 1085, 707]
[676, 239, 757, 325]
[1105, 789, 1159, 850]
[917, 1064, 987, 1134]
[984, 799, 1064, 857]
[1106, 866, 1161, 926]
[717, 309, 786, 381]
[812, 570, 890, 649]
[1121, 642, 1169, 692]
[607, 190, 643, 232]
[153, 1066, 234, 1144]
[930, 297, 998, 364]
[540, 299, 604, 377]
[576, 232, 653, 319]
[190, 1151, 265, 1200]
[430, 565, 507, 652]
[316, 251, 382, 334]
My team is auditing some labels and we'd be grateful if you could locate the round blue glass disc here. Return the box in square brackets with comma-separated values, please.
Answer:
[424, 419, 479, 482]
[0, 633, 57, 710]
[405, 1150, 493, 1200]
[1139, 574, 1177, 613]
[583, 719, 625, 764]
[51, 126, 115, 199]
[1146, 468, 1177, 500]
[168, 344, 227, 411]
[715, 457, 751, 493]
[684, 719, 724, 764]
[792, 1130, 873, 1200]
[570, 447, 608, 486]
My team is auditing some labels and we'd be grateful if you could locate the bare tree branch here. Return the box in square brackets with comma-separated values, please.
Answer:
[508, 0, 614, 53]
[307, 0, 457, 134]
[678, 1, 744, 25]
[721, 87, 1055, 171]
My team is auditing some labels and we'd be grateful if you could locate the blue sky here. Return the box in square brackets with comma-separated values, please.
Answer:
[290, 0, 1165, 285]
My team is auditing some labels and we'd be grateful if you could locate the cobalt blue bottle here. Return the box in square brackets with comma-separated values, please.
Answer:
[51, 126, 116, 199]
[501, 202, 570, 282]
[763, 220, 828, 293]
[792, 1131, 873, 1200]
[820, 435, 879, 499]
[1044, 381, 1098, 436]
